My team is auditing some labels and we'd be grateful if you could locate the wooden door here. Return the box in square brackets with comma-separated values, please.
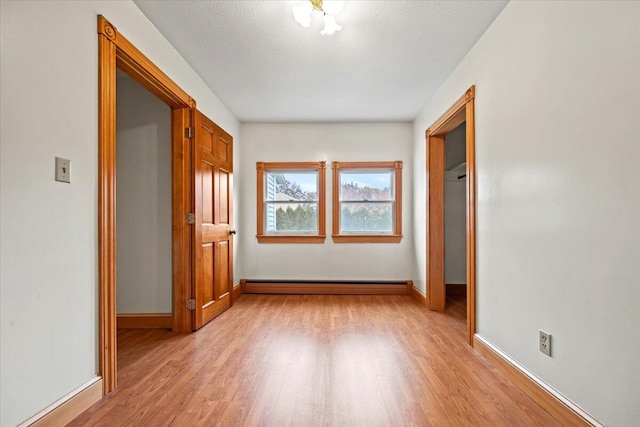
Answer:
[193, 110, 234, 330]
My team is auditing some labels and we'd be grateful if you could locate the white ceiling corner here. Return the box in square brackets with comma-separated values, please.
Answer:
[133, 0, 508, 123]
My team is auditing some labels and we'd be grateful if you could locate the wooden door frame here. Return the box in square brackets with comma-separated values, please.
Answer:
[97, 15, 195, 395]
[425, 86, 476, 345]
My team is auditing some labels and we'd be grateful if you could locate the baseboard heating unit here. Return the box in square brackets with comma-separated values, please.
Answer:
[241, 279, 412, 295]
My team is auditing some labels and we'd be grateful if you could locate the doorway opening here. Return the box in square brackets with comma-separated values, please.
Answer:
[98, 15, 194, 395]
[425, 86, 476, 345]
[444, 122, 467, 319]
[99, 15, 235, 394]
[115, 71, 173, 332]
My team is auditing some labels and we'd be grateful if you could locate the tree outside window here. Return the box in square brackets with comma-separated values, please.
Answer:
[256, 162, 326, 243]
[332, 161, 402, 243]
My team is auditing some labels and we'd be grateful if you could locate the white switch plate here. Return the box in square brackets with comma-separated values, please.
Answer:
[55, 157, 70, 183]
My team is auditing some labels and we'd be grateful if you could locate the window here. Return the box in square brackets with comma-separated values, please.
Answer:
[332, 161, 402, 243]
[256, 161, 326, 243]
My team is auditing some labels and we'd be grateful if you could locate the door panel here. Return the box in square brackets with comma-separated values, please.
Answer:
[202, 164, 214, 224]
[216, 241, 230, 298]
[202, 127, 214, 153]
[215, 136, 230, 163]
[219, 169, 230, 225]
[193, 110, 234, 330]
[202, 244, 215, 304]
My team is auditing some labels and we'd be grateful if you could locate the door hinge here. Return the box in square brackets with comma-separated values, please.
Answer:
[186, 212, 195, 224]
[186, 298, 196, 310]
[185, 126, 194, 139]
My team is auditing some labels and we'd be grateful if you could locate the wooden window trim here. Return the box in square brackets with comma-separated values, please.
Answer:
[331, 161, 403, 243]
[256, 161, 326, 243]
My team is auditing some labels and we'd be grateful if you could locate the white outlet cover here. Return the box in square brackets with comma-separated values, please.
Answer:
[55, 157, 70, 183]
[539, 330, 552, 357]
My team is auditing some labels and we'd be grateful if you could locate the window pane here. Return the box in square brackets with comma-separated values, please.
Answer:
[340, 202, 393, 232]
[265, 171, 318, 202]
[266, 202, 318, 232]
[340, 172, 393, 201]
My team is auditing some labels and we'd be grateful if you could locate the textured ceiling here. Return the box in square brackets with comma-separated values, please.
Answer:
[134, 1, 508, 122]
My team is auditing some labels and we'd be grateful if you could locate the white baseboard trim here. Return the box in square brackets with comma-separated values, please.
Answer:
[474, 335, 602, 426]
[18, 376, 102, 427]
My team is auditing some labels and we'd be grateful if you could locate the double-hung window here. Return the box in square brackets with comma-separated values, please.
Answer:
[256, 161, 326, 243]
[332, 161, 402, 243]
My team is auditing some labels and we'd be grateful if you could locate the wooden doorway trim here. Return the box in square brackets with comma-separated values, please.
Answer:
[425, 86, 476, 345]
[97, 15, 195, 395]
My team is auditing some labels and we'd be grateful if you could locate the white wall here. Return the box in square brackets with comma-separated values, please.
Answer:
[116, 74, 172, 314]
[239, 123, 413, 281]
[412, 2, 640, 425]
[444, 175, 466, 285]
[0, 1, 239, 425]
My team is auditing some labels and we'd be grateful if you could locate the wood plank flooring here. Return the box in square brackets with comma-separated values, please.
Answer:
[70, 295, 561, 426]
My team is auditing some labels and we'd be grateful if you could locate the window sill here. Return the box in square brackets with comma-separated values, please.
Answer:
[332, 234, 403, 244]
[256, 235, 326, 244]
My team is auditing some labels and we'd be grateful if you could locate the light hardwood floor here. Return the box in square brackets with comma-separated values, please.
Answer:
[70, 295, 561, 426]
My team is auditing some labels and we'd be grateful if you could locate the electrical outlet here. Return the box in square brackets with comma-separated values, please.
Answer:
[539, 330, 551, 357]
[55, 157, 70, 183]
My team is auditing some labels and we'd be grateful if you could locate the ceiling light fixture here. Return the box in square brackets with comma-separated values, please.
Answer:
[292, 0, 345, 36]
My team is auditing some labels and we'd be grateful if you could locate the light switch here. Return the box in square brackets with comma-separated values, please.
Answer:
[55, 157, 70, 183]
